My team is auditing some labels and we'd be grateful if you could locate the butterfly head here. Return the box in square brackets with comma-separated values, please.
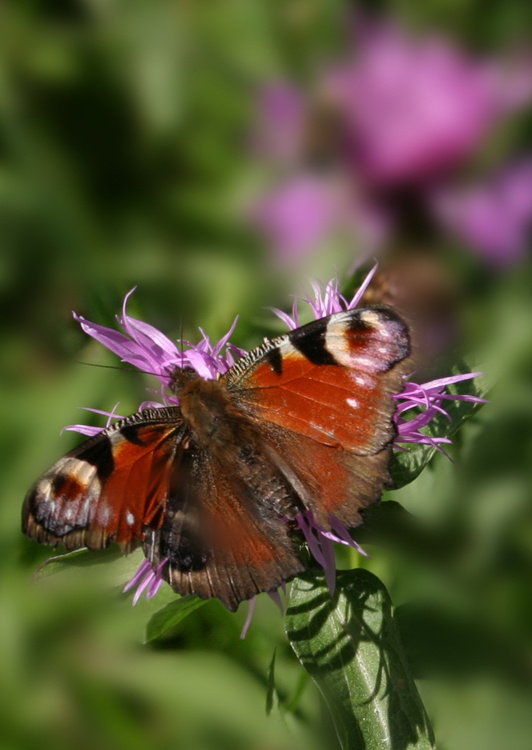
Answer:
[169, 366, 203, 397]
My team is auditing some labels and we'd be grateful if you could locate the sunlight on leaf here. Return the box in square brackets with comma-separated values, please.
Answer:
[286, 569, 436, 750]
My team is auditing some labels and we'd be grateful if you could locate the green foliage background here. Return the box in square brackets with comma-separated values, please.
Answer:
[1, 2, 532, 749]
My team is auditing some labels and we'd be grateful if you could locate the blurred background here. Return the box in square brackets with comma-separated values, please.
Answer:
[1, 1, 532, 749]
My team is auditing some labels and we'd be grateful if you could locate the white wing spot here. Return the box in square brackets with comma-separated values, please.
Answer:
[355, 374, 373, 387]
[347, 398, 359, 409]
[126, 512, 135, 526]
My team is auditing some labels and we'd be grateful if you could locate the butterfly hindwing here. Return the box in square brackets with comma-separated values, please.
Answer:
[256, 422, 394, 528]
[143, 445, 304, 611]
[23, 408, 185, 553]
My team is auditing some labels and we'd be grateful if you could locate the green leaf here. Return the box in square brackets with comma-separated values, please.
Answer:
[391, 363, 487, 488]
[266, 649, 277, 716]
[285, 670, 310, 715]
[145, 596, 208, 642]
[285, 570, 436, 750]
[33, 546, 145, 589]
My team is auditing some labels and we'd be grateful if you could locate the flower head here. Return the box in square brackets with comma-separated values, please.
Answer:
[328, 22, 531, 186]
[432, 159, 532, 266]
[252, 18, 532, 264]
[270, 262, 379, 329]
[394, 374, 487, 456]
[73, 291, 244, 400]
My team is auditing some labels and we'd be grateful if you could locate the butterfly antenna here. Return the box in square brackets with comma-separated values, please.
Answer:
[179, 319, 185, 369]
[73, 361, 162, 378]
[74, 360, 137, 372]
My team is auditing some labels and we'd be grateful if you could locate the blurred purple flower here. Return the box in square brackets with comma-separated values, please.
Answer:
[329, 23, 532, 186]
[254, 174, 390, 263]
[253, 175, 344, 262]
[254, 82, 306, 163]
[432, 159, 532, 266]
[252, 19, 532, 263]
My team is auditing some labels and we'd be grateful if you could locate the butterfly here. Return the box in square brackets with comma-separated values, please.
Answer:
[23, 306, 410, 611]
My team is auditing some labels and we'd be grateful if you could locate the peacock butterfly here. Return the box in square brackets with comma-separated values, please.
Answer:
[23, 305, 410, 611]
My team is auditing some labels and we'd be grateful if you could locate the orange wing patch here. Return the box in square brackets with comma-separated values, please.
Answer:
[226, 307, 410, 455]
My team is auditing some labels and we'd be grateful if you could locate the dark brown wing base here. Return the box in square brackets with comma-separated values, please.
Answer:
[142, 442, 305, 612]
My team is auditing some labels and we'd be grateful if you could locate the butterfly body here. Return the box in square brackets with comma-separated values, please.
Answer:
[24, 306, 410, 610]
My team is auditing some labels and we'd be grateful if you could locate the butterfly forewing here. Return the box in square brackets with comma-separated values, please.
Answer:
[222, 306, 410, 527]
[224, 306, 410, 453]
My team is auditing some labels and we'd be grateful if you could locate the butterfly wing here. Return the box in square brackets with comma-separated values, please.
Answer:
[24, 401, 303, 610]
[143, 445, 304, 611]
[23, 408, 185, 553]
[222, 306, 410, 527]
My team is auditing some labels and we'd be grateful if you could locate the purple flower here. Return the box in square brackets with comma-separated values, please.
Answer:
[270, 262, 379, 328]
[394, 374, 487, 456]
[253, 175, 345, 262]
[70, 268, 482, 625]
[252, 19, 532, 263]
[73, 292, 244, 400]
[122, 558, 166, 604]
[63, 404, 125, 437]
[253, 82, 307, 163]
[254, 174, 390, 265]
[329, 22, 532, 186]
[432, 159, 532, 266]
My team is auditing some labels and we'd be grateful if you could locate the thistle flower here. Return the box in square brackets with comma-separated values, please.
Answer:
[328, 21, 531, 186]
[393, 374, 487, 455]
[252, 175, 347, 263]
[252, 18, 532, 264]
[431, 160, 532, 267]
[67, 268, 482, 628]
